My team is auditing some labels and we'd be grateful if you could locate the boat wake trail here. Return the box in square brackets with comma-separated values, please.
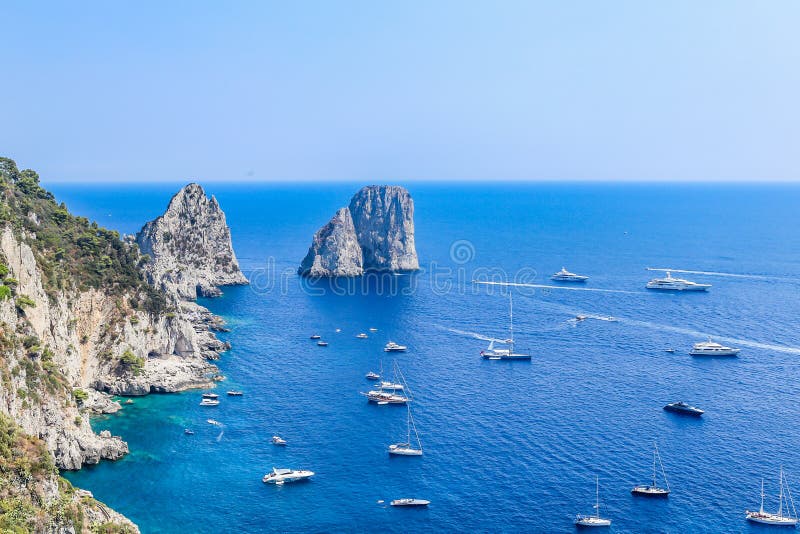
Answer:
[472, 280, 638, 294]
[435, 325, 507, 343]
[646, 267, 793, 282]
[217, 429, 224, 442]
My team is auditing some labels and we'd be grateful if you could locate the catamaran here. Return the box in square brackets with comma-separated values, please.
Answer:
[388, 405, 423, 456]
[631, 442, 670, 497]
[575, 475, 611, 527]
[480, 292, 530, 360]
[746, 468, 798, 526]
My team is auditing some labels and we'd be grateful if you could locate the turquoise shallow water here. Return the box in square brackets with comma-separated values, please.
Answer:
[55, 182, 800, 533]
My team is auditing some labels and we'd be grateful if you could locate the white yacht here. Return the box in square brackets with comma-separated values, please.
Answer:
[363, 390, 410, 405]
[746, 468, 798, 526]
[388, 405, 423, 456]
[690, 338, 740, 357]
[365, 371, 380, 380]
[271, 435, 287, 446]
[201, 393, 219, 399]
[551, 267, 588, 282]
[631, 442, 670, 497]
[575, 476, 611, 527]
[199, 399, 219, 406]
[362, 362, 411, 405]
[390, 498, 429, 507]
[356, 333, 368, 339]
[378, 380, 404, 391]
[384, 341, 407, 352]
[262, 467, 314, 485]
[481, 293, 530, 360]
[646, 271, 710, 291]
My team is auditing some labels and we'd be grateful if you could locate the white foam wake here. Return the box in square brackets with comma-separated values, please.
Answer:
[646, 267, 792, 282]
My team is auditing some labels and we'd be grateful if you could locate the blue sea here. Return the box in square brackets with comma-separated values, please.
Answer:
[54, 182, 800, 533]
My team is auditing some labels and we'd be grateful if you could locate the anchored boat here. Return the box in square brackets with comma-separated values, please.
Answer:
[746, 468, 798, 526]
[689, 338, 740, 357]
[262, 468, 314, 485]
[390, 498, 429, 507]
[551, 267, 589, 282]
[575, 476, 611, 527]
[480, 292, 530, 360]
[646, 271, 710, 291]
[384, 341, 408, 352]
[388, 405, 423, 456]
[631, 442, 670, 497]
[663, 401, 704, 416]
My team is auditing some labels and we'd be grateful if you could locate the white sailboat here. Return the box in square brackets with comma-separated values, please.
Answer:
[388, 405, 423, 456]
[746, 467, 798, 526]
[361, 361, 411, 405]
[575, 475, 611, 527]
[480, 292, 530, 360]
[631, 442, 670, 497]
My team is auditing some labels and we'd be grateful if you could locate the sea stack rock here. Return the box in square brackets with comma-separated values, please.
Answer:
[136, 183, 248, 299]
[299, 185, 419, 277]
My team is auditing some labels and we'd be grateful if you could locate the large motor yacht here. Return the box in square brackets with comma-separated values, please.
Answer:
[646, 271, 710, 291]
[689, 338, 740, 357]
[262, 467, 314, 485]
[551, 267, 588, 282]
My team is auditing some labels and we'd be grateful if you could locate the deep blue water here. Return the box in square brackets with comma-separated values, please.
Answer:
[54, 182, 800, 533]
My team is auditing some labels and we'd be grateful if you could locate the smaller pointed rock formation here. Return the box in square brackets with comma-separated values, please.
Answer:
[136, 183, 248, 299]
[298, 185, 419, 277]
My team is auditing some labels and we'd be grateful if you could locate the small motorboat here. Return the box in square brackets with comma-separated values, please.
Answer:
[310, 334, 321, 340]
[317, 341, 329, 347]
[378, 380, 404, 391]
[262, 467, 314, 485]
[272, 435, 287, 446]
[664, 348, 676, 353]
[390, 498, 430, 507]
[576, 315, 587, 322]
[369, 327, 378, 332]
[384, 341, 408, 352]
[124, 399, 134, 405]
[226, 390, 243, 396]
[335, 328, 341, 333]
[199, 399, 219, 406]
[201, 393, 219, 399]
[207, 419, 221, 426]
[365, 371, 380, 380]
[356, 333, 368, 339]
[184, 429, 195, 435]
[663, 401, 704, 416]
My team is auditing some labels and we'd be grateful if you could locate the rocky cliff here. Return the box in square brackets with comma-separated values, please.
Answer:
[0, 158, 246, 531]
[299, 185, 419, 277]
[136, 183, 248, 299]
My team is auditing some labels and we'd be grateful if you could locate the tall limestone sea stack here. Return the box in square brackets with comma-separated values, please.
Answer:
[299, 185, 419, 277]
[136, 183, 248, 299]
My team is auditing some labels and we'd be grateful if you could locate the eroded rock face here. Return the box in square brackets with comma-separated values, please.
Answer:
[136, 183, 248, 299]
[298, 185, 419, 277]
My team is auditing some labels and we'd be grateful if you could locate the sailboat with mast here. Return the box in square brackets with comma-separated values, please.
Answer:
[480, 292, 530, 360]
[361, 361, 411, 405]
[746, 467, 798, 526]
[575, 475, 611, 527]
[388, 405, 423, 456]
[631, 442, 670, 497]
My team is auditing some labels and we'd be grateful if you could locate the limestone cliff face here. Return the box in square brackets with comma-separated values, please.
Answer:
[136, 183, 248, 299]
[298, 185, 419, 277]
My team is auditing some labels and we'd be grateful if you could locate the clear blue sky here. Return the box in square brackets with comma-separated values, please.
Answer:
[2, 1, 799, 182]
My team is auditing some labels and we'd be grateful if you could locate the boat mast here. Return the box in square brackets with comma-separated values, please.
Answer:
[509, 291, 514, 354]
[760, 478, 765, 514]
[652, 443, 657, 488]
[406, 405, 411, 445]
[779, 466, 785, 518]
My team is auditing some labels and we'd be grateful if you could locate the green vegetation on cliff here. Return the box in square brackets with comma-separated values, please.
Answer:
[0, 157, 165, 314]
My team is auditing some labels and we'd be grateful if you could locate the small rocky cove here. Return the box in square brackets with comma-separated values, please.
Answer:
[0, 158, 247, 533]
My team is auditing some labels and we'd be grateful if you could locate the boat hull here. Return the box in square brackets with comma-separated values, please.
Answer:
[663, 405, 704, 416]
[646, 285, 710, 291]
[482, 353, 531, 360]
[746, 513, 798, 526]
[390, 499, 429, 507]
[689, 350, 739, 357]
[575, 517, 611, 527]
[631, 486, 670, 497]
[551, 276, 588, 282]
[389, 445, 423, 456]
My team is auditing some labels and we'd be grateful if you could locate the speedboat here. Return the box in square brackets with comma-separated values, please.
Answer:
[365, 371, 380, 380]
[664, 348, 676, 353]
[201, 393, 219, 399]
[184, 429, 194, 435]
[356, 333, 368, 339]
[262, 467, 314, 485]
[384, 341, 407, 352]
[746, 469, 798, 526]
[576, 315, 588, 322]
[690, 338, 740, 357]
[378, 381, 404, 391]
[226, 390, 243, 396]
[390, 498, 429, 507]
[271, 435, 287, 446]
[207, 419, 221, 426]
[369, 327, 378, 332]
[317, 341, 329, 347]
[199, 399, 219, 406]
[646, 271, 710, 291]
[663, 401, 704, 416]
[551, 267, 588, 282]
[309, 334, 321, 340]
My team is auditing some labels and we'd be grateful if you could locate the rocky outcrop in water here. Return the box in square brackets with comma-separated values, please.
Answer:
[136, 183, 248, 299]
[299, 185, 419, 277]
